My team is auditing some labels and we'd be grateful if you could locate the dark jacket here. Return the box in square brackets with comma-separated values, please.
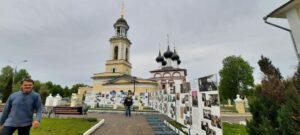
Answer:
[123, 96, 133, 106]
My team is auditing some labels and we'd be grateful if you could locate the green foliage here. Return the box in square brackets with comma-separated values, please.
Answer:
[258, 56, 285, 103]
[247, 56, 300, 135]
[223, 122, 248, 135]
[2, 75, 13, 103]
[276, 67, 300, 135]
[13, 69, 30, 91]
[247, 85, 281, 135]
[39, 85, 49, 104]
[277, 81, 300, 135]
[0, 66, 14, 103]
[219, 55, 254, 101]
[33, 80, 42, 93]
[63, 86, 71, 97]
[167, 120, 188, 135]
[70, 83, 87, 94]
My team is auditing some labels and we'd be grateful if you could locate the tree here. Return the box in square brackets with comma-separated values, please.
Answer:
[70, 84, 87, 94]
[39, 85, 49, 104]
[0, 66, 13, 103]
[0, 66, 13, 87]
[277, 67, 300, 135]
[33, 80, 42, 93]
[219, 55, 254, 101]
[258, 56, 285, 103]
[63, 86, 71, 97]
[247, 56, 284, 135]
[0, 66, 14, 103]
[13, 69, 30, 91]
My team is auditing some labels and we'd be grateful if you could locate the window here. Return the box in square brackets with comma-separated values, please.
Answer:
[114, 46, 118, 59]
[121, 28, 125, 36]
[117, 27, 121, 36]
[170, 86, 175, 94]
[125, 48, 129, 61]
[112, 68, 116, 73]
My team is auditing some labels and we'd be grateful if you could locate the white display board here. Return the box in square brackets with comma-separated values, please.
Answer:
[191, 74, 223, 135]
[149, 81, 192, 128]
[84, 90, 151, 108]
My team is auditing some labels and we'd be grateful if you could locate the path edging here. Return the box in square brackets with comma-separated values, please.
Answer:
[83, 119, 105, 135]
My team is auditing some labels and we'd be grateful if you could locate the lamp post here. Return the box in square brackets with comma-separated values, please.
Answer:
[132, 77, 137, 111]
[9, 60, 28, 87]
[133, 78, 136, 94]
[146, 89, 149, 106]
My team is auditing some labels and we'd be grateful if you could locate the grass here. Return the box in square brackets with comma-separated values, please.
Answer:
[221, 106, 238, 113]
[167, 120, 188, 135]
[13, 118, 98, 135]
[223, 122, 248, 135]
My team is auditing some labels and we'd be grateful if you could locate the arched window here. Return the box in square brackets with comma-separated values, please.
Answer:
[117, 27, 121, 36]
[154, 73, 161, 78]
[172, 72, 181, 77]
[114, 46, 118, 59]
[112, 68, 116, 73]
[163, 73, 171, 78]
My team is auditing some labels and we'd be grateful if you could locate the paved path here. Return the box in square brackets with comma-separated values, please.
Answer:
[91, 113, 155, 135]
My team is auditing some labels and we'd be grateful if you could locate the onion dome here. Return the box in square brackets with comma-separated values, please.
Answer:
[162, 60, 167, 66]
[113, 18, 129, 30]
[163, 45, 173, 58]
[156, 51, 164, 63]
[177, 59, 181, 65]
[171, 49, 179, 61]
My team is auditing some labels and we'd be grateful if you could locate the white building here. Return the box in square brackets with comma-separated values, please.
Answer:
[265, 0, 300, 63]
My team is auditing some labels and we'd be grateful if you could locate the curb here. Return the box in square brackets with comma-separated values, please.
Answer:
[83, 119, 105, 135]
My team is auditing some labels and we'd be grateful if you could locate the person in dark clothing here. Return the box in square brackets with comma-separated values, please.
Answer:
[123, 95, 133, 117]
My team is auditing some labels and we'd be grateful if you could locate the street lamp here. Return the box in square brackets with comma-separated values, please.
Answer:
[9, 60, 28, 86]
[146, 89, 149, 106]
[132, 77, 137, 111]
[132, 77, 137, 95]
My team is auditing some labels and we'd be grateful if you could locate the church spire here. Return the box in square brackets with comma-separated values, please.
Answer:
[120, 0, 125, 18]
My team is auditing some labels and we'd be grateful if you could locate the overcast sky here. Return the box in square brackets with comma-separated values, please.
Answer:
[0, 0, 297, 87]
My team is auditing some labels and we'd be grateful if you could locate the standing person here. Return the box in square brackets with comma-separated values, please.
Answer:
[0, 78, 43, 135]
[123, 90, 133, 117]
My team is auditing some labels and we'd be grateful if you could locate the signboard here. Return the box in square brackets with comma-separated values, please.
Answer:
[192, 74, 223, 135]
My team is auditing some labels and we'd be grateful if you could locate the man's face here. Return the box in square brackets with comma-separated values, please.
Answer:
[21, 81, 34, 93]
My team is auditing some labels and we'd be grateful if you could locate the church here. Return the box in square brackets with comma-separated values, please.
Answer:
[78, 4, 188, 103]
[78, 5, 158, 100]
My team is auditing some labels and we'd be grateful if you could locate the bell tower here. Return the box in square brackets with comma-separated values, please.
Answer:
[105, 1, 132, 75]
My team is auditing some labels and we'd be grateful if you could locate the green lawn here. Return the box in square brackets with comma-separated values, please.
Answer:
[223, 122, 248, 135]
[167, 120, 188, 135]
[13, 118, 97, 135]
